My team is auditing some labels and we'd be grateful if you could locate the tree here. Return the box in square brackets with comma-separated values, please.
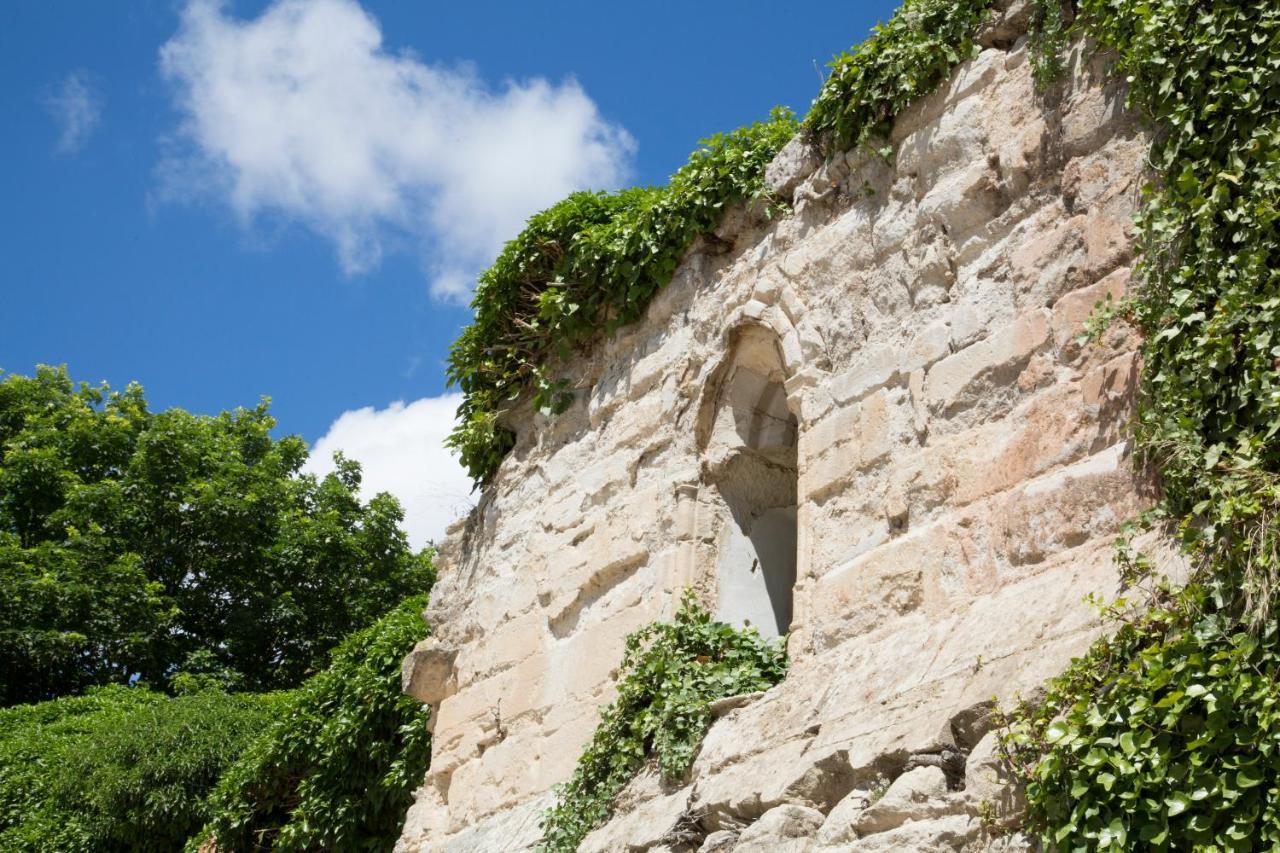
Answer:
[0, 365, 433, 704]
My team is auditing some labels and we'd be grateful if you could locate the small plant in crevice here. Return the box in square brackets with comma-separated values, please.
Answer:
[538, 592, 787, 853]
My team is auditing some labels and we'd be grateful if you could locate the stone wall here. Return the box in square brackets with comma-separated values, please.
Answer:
[397, 7, 1178, 850]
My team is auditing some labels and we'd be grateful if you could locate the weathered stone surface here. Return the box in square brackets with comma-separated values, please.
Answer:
[734, 804, 825, 853]
[963, 732, 1026, 832]
[855, 767, 958, 835]
[578, 770, 692, 853]
[814, 788, 873, 847]
[850, 813, 979, 852]
[402, 639, 458, 706]
[766, 137, 822, 201]
[698, 830, 739, 852]
[395, 21, 1156, 853]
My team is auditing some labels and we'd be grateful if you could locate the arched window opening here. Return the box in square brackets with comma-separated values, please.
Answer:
[702, 325, 799, 639]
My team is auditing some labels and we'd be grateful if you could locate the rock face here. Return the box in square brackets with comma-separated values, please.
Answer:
[397, 13, 1177, 852]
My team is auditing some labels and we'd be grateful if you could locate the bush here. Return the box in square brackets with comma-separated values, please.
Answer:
[803, 0, 990, 151]
[0, 685, 280, 852]
[194, 595, 432, 852]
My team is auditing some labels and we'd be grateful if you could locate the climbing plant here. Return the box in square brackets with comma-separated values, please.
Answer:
[1000, 0, 1280, 849]
[1027, 0, 1071, 85]
[538, 593, 787, 853]
[192, 595, 432, 852]
[803, 0, 991, 151]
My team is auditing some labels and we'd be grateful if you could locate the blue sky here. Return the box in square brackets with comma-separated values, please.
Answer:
[1, 0, 900, 542]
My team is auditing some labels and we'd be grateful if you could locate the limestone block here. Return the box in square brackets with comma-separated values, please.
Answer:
[831, 348, 899, 405]
[996, 442, 1139, 569]
[628, 327, 691, 404]
[766, 136, 821, 200]
[454, 611, 544, 684]
[849, 813, 979, 851]
[918, 160, 1003, 242]
[1062, 135, 1147, 214]
[924, 308, 1050, 414]
[1049, 266, 1130, 360]
[402, 639, 458, 706]
[734, 804, 825, 853]
[698, 830, 739, 852]
[855, 389, 893, 468]
[801, 404, 859, 463]
[1009, 213, 1088, 308]
[976, 0, 1030, 47]
[963, 731, 1025, 832]
[579, 774, 692, 853]
[398, 791, 551, 853]
[962, 833, 1036, 852]
[809, 525, 950, 648]
[907, 321, 954, 374]
[692, 738, 844, 829]
[1060, 48, 1132, 159]
[814, 788, 873, 847]
[853, 766, 958, 835]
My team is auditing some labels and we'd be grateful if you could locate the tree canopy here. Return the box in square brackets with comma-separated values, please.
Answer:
[0, 365, 433, 705]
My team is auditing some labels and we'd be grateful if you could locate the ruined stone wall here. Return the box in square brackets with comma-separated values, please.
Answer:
[397, 8, 1177, 850]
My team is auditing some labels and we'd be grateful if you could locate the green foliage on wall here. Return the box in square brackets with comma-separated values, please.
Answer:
[538, 593, 787, 853]
[446, 112, 797, 484]
[1002, 0, 1280, 849]
[1026, 0, 1070, 85]
[193, 594, 432, 852]
[0, 685, 283, 852]
[0, 365, 433, 703]
[1004, 580, 1280, 850]
[803, 0, 990, 151]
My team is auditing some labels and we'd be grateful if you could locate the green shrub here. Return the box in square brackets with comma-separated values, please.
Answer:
[0, 685, 279, 852]
[538, 593, 787, 853]
[1005, 585, 1280, 850]
[194, 595, 432, 852]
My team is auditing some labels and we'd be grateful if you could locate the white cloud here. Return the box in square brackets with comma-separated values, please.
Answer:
[158, 0, 635, 300]
[46, 71, 102, 154]
[304, 394, 474, 549]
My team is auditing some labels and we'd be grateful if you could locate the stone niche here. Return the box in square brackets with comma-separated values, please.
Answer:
[700, 323, 799, 639]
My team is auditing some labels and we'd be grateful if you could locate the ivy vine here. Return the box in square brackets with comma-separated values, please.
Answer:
[803, 0, 990, 151]
[538, 593, 787, 853]
[1002, 0, 1280, 849]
